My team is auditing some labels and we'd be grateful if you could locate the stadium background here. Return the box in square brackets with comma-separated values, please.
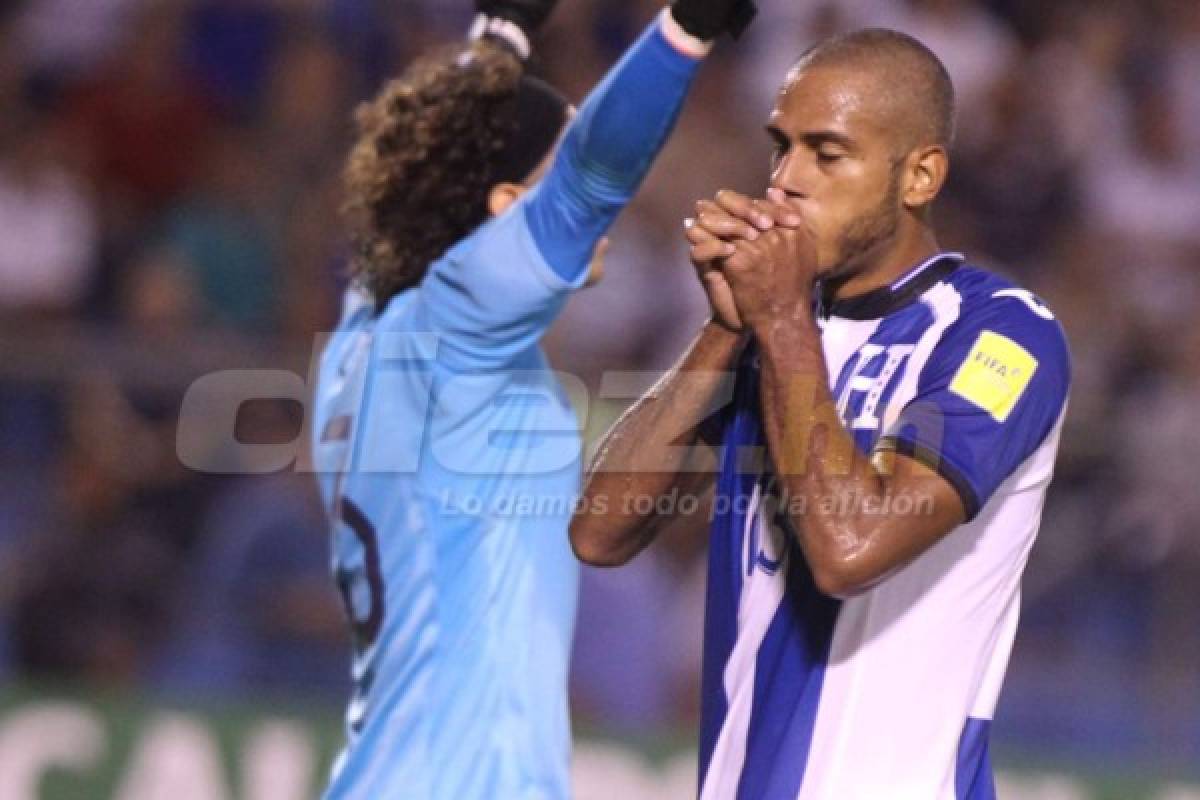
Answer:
[0, 0, 1197, 797]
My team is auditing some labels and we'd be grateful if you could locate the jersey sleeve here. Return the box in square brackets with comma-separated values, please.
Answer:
[412, 205, 579, 369]
[523, 13, 703, 280]
[409, 14, 703, 370]
[875, 290, 1071, 520]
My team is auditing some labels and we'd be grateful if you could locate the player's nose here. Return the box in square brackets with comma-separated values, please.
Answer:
[769, 154, 810, 200]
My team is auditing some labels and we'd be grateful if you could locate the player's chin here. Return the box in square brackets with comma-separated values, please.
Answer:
[809, 254, 838, 282]
[813, 243, 850, 282]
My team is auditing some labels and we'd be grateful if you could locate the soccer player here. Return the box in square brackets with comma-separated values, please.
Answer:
[310, 0, 756, 797]
[572, 29, 1071, 799]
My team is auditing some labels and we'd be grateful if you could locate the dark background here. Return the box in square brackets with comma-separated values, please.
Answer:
[0, 0, 1197, 783]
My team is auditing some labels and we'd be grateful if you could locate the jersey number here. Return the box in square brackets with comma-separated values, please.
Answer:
[333, 495, 384, 733]
[334, 497, 385, 650]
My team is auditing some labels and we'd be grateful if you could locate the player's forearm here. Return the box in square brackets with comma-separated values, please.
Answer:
[524, 11, 708, 273]
[570, 321, 742, 566]
[754, 317, 894, 596]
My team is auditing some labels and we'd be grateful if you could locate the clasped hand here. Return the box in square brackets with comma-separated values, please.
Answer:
[684, 188, 817, 333]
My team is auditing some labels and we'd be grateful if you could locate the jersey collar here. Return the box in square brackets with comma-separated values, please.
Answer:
[817, 252, 965, 320]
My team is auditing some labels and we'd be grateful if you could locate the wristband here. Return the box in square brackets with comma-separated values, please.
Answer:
[468, 13, 532, 60]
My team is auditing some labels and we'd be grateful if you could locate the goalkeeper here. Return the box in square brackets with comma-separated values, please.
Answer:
[311, 0, 756, 797]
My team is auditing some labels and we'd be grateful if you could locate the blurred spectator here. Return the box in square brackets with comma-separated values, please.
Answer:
[8, 392, 185, 684]
[277, 169, 345, 338]
[260, 26, 351, 184]
[119, 245, 206, 337]
[1078, 73, 1200, 337]
[1082, 82, 1200, 248]
[13, 0, 145, 86]
[1162, 0, 1200, 176]
[259, 26, 352, 337]
[159, 130, 280, 332]
[946, 63, 1077, 266]
[184, 0, 285, 119]
[1112, 325, 1200, 573]
[64, 4, 218, 229]
[153, 402, 347, 699]
[888, 0, 1019, 147]
[0, 108, 98, 315]
[1034, 3, 1132, 168]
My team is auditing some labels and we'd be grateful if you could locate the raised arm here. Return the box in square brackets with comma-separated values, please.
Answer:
[522, 9, 722, 281]
[416, 1, 756, 368]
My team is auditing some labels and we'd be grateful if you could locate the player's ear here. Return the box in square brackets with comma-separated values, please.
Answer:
[901, 145, 948, 211]
[487, 182, 525, 217]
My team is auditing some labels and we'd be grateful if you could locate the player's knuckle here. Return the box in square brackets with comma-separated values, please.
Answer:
[719, 189, 747, 210]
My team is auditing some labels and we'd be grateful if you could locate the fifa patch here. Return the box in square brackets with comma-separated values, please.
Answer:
[949, 331, 1037, 422]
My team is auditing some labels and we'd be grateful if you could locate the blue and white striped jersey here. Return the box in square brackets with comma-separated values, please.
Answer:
[699, 254, 1070, 800]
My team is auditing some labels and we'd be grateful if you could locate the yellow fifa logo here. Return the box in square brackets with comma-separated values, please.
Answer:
[949, 331, 1038, 422]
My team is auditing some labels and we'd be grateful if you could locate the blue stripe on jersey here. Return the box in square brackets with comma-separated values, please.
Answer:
[699, 348, 762, 787]
[734, 553, 840, 800]
[955, 718, 997, 799]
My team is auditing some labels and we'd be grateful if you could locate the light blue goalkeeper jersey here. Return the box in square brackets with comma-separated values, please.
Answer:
[311, 16, 704, 799]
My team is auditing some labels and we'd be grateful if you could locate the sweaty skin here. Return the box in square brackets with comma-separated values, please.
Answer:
[571, 58, 967, 596]
[712, 202, 965, 597]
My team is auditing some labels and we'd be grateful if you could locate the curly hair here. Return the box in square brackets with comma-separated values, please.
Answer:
[343, 42, 523, 306]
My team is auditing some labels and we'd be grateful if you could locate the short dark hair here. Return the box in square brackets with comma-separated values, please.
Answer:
[792, 28, 956, 149]
[342, 42, 524, 306]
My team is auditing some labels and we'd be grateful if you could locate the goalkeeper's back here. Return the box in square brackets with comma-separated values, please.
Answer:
[311, 3, 747, 796]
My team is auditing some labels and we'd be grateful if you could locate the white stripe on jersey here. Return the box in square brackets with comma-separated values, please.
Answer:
[701, 485, 789, 800]
[879, 281, 962, 435]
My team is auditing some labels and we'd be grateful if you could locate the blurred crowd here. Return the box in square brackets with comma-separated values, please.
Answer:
[0, 0, 1198, 771]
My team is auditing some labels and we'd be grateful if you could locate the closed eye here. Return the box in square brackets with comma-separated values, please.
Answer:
[802, 131, 855, 167]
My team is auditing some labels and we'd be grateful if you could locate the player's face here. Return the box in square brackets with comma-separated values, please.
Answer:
[765, 65, 906, 280]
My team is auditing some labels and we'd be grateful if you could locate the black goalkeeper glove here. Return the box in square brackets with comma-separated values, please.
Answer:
[670, 0, 757, 41]
[469, 0, 560, 60]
